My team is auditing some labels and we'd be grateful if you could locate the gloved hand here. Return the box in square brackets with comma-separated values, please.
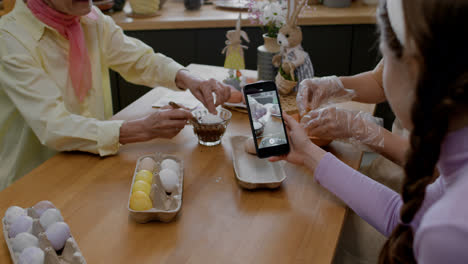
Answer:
[296, 76, 356, 115]
[300, 106, 384, 148]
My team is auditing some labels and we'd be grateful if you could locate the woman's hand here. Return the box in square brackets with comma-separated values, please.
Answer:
[297, 76, 356, 115]
[269, 114, 326, 169]
[119, 107, 193, 144]
[175, 70, 231, 114]
[301, 107, 384, 148]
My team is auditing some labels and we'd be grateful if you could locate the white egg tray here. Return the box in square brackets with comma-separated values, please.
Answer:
[2, 208, 86, 264]
[230, 136, 287, 189]
[127, 153, 184, 223]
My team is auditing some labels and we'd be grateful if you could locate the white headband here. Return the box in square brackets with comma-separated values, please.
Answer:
[387, 0, 406, 45]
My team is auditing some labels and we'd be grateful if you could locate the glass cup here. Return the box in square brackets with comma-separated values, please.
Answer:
[190, 108, 232, 146]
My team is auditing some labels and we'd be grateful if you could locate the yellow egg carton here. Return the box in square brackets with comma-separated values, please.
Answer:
[2, 207, 86, 264]
[127, 153, 184, 223]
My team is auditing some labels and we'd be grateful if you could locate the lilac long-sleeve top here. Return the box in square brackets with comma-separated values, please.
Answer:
[315, 126, 468, 263]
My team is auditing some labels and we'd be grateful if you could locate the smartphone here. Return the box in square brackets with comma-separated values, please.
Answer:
[243, 81, 290, 159]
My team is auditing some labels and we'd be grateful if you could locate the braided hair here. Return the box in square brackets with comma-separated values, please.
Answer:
[377, 0, 468, 263]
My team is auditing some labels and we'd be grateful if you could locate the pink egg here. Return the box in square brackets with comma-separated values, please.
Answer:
[45, 222, 71, 251]
[8, 215, 33, 238]
[32, 201, 56, 217]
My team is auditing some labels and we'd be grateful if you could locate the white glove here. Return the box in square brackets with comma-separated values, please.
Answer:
[296, 76, 356, 115]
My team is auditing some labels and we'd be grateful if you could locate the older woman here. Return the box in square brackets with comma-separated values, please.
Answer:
[0, 0, 231, 190]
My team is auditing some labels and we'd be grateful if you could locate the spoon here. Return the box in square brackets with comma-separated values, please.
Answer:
[168, 101, 198, 123]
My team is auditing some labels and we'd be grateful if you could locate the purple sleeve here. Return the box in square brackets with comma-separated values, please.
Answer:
[416, 226, 468, 264]
[314, 153, 402, 236]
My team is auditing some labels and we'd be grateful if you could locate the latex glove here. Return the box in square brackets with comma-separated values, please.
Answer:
[301, 106, 384, 148]
[296, 76, 356, 115]
[175, 70, 231, 114]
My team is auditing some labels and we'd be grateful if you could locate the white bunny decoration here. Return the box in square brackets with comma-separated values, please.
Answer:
[272, 0, 314, 95]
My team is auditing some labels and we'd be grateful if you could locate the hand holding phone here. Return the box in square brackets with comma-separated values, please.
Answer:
[243, 81, 290, 158]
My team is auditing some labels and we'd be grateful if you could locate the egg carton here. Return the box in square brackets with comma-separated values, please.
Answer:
[128, 153, 184, 223]
[2, 208, 86, 264]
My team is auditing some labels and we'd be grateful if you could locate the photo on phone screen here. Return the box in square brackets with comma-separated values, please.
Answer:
[244, 82, 290, 158]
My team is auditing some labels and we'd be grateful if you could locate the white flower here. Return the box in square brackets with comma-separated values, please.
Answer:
[250, 0, 287, 28]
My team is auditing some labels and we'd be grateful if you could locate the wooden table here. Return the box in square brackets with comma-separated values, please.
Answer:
[0, 64, 375, 264]
[112, 0, 376, 31]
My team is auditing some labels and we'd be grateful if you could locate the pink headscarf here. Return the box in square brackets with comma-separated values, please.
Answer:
[27, 0, 95, 102]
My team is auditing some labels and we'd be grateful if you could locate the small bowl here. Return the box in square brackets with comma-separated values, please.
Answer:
[190, 108, 232, 146]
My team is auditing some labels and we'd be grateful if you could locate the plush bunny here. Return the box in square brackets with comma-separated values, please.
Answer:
[222, 14, 250, 71]
[272, 0, 314, 93]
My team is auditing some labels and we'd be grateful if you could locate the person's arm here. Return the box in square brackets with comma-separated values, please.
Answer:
[98, 9, 231, 114]
[312, 153, 403, 236]
[271, 114, 403, 236]
[0, 34, 192, 155]
[0, 51, 122, 156]
[99, 8, 184, 90]
[340, 60, 386, 104]
[373, 127, 409, 166]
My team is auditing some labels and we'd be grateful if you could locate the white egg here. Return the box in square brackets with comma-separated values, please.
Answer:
[39, 208, 63, 230]
[12, 233, 39, 253]
[18, 247, 44, 264]
[5, 206, 26, 225]
[32, 201, 56, 217]
[159, 169, 179, 194]
[244, 137, 256, 155]
[161, 159, 179, 174]
[8, 215, 33, 238]
[139, 157, 157, 172]
[45, 222, 71, 251]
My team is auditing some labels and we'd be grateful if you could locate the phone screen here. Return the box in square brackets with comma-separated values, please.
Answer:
[246, 91, 288, 151]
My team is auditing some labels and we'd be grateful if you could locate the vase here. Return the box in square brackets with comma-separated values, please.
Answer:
[262, 34, 281, 53]
[257, 34, 280, 81]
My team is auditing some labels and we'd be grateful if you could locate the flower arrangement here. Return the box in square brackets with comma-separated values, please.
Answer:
[248, 0, 288, 38]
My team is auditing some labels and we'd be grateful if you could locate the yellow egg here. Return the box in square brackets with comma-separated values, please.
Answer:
[129, 191, 152, 211]
[135, 170, 153, 185]
[132, 180, 151, 195]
